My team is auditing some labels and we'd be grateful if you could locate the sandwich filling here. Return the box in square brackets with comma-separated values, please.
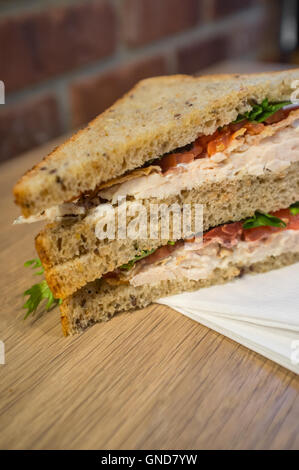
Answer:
[99, 110, 299, 203]
[103, 208, 299, 287]
[14, 102, 299, 224]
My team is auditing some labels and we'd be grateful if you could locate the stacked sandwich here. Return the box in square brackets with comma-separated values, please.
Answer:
[14, 70, 299, 335]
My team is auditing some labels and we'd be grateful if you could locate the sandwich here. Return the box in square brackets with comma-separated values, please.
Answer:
[13, 70, 299, 335]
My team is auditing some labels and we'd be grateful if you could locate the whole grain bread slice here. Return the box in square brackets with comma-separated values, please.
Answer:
[14, 69, 299, 217]
[60, 251, 299, 335]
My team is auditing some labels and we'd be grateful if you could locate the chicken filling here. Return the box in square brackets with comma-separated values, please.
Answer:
[103, 208, 299, 287]
[14, 102, 299, 224]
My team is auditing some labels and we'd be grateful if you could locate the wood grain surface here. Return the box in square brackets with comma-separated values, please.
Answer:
[0, 61, 299, 450]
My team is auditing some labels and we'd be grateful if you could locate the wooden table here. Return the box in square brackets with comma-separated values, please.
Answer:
[0, 61, 299, 450]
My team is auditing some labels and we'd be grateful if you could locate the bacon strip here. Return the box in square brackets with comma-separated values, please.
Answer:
[264, 105, 299, 125]
[142, 241, 184, 266]
[242, 225, 280, 242]
[201, 209, 299, 245]
[203, 222, 243, 247]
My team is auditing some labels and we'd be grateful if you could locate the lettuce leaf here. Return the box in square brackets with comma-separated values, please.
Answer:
[243, 211, 287, 229]
[234, 99, 291, 124]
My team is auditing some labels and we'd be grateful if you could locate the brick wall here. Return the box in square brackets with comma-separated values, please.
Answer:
[0, 0, 281, 162]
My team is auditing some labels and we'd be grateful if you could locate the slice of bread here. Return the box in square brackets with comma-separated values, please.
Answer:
[36, 161, 299, 299]
[14, 69, 299, 217]
[60, 251, 299, 335]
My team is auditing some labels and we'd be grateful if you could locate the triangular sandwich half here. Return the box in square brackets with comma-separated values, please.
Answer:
[14, 70, 299, 334]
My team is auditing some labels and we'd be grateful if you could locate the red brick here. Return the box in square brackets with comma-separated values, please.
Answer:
[214, 0, 255, 18]
[70, 55, 167, 127]
[0, 1, 117, 93]
[0, 94, 62, 162]
[123, 0, 199, 47]
[227, 15, 266, 58]
[177, 35, 229, 74]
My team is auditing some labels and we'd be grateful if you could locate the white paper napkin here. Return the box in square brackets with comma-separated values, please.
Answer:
[157, 263, 299, 374]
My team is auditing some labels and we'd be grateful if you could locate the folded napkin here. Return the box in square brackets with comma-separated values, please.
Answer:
[157, 263, 299, 374]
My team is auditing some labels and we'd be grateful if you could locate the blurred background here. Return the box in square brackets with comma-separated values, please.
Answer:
[1, 0, 298, 163]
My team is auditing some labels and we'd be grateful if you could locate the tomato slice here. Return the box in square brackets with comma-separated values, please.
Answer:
[175, 152, 195, 165]
[159, 153, 178, 172]
[189, 141, 203, 158]
[159, 103, 297, 170]
[243, 121, 265, 135]
[207, 131, 231, 156]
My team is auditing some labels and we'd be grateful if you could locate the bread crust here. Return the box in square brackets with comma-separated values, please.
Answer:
[14, 69, 299, 216]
